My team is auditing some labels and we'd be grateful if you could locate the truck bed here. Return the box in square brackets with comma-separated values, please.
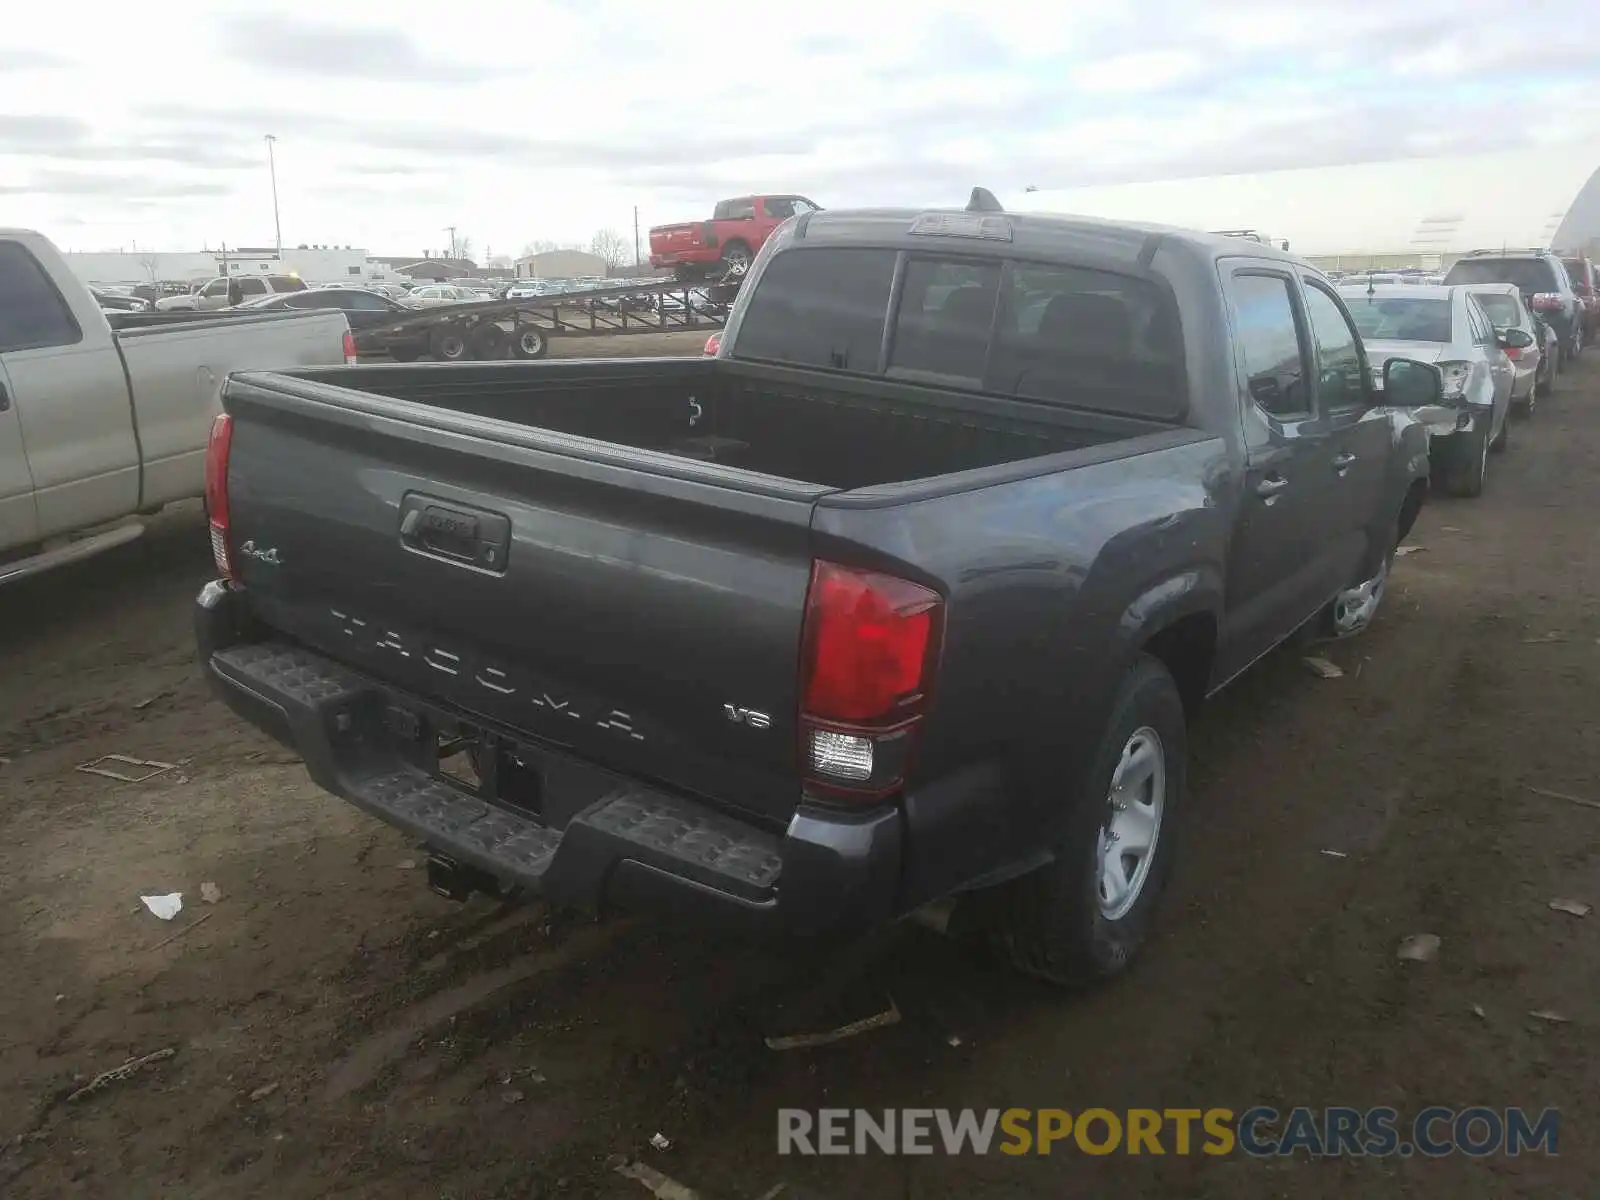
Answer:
[277, 357, 1166, 490]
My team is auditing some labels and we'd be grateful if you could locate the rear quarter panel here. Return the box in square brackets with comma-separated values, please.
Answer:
[118, 310, 350, 507]
[813, 431, 1232, 867]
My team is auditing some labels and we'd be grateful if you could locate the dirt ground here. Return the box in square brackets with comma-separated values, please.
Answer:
[2, 349, 1598, 1199]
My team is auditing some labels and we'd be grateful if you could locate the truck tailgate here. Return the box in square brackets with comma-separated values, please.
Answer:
[221, 374, 829, 825]
[650, 223, 704, 254]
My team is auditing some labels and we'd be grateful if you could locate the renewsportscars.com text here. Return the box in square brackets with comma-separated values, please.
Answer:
[777, 1106, 1559, 1158]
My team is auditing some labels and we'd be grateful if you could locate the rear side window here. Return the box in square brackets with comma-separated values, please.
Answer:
[714, 197, 756, 221]
[990, 264, 1184, 419]
[733, 248, 895, 372]
[1225, 272, 1308, 418]
[269, 276, 304, 293]
[0, 240, 83, 353]
[1473, 292, 1522, 328]
[1444, 257, 1557, 294]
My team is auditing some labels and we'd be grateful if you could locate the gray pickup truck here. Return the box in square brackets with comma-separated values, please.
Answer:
[196, 194, 1444, 985]
[0, 230, 353, 584]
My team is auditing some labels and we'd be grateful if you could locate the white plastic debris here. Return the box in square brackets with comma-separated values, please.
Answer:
[1320, 849, 1348, 859]
[140, 893, 183, 921]
[649, 1132, 672, 1151]
[1529, 1009, 1570, 1025]
[1548, 898, 1592, 918]
[1396, 933, 1440, 962]
[1303, 657, 1344, 679]
[199, 882, 223, 904]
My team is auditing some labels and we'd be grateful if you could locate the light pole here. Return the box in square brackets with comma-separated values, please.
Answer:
[265, 135, 282, 260]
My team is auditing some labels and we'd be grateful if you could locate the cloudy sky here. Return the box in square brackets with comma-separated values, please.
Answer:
[1, 1, 1597, 260]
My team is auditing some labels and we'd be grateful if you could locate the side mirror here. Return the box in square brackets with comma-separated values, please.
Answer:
[1498, 327, 1535, 349]
[1381, 357, 1445, 407]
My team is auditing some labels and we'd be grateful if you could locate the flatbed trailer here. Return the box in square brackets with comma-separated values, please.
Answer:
[362, 276, 738, 362]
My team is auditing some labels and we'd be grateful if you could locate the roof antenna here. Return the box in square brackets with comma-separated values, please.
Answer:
[967, 187, 1004, 214]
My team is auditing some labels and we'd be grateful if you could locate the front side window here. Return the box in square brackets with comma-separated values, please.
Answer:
[1301, 283, 1366, 411]
[1473, 292, 1522, 329]
[1225, 272, 1308, 418]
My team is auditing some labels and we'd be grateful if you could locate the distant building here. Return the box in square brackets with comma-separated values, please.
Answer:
[368, 254, 478, 282]
[515, 250, 609, 279]
[1020, 145, 1600, 268]
[63, 243, 408, 287]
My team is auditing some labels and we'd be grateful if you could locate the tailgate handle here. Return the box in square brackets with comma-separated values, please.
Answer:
[399, 495, 511, 572]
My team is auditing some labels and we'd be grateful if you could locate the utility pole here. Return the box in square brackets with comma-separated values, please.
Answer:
[444, 225, 458, 261]
[265, 135, 282, 259]
[633, 206, 641, 267]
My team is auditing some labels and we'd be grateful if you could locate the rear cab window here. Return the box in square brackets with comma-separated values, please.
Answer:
[732, 246, 1186, 420]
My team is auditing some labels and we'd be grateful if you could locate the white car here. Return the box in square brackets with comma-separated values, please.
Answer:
[402, 284, 481, 308]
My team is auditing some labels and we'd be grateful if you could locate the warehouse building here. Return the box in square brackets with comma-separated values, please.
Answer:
[1020, 144, 1600, 271]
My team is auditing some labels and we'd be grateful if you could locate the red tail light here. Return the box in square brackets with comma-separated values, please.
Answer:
[204, 413, 234, 579]
[343, 329, 358, 364]
[704, 332, 722, 356]
[1530, 292, 1561, 312]
[1503, 346, 1522, 361]
[799, 561, 943, 799]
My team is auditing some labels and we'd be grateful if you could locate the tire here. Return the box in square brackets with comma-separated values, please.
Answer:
[982, 656, 1187, 988]
[1490, 404, 1510, 452]
[718, 240, 752, 277]
[1319, 541, 1395, 639]
[468, 322, 509, 361]
[507, 326, 549, 360]
[1440, 427, 1488, 498]
[429, 325, 469, 362]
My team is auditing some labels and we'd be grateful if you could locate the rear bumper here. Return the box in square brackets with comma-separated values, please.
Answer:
[649, 250, 716, 268]
[195, 581, 906, 936]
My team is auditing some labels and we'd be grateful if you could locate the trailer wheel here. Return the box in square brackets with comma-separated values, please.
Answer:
[429, 326, 469, 362]
[469, 322, 509, 361]
[509, 327, 549, 359]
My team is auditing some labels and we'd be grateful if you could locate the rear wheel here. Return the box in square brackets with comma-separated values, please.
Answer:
[1437, 427, 1488, 498]
[507, 326, 549, 359]
[718, 240, 752, 277]
[429, 325, 469, 362]
[468, 322, 509, 360]
[1490, 407, 1510, 453]
[981, 656, 1186, 988]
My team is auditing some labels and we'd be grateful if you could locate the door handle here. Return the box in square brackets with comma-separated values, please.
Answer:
[1255, 476, 1289, 498]
[1332, 452, 1357, 471]
[0, 381, 9, 413]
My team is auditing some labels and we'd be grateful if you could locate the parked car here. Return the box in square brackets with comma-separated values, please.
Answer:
[196, 194, 1443, 986]
[232, 286, 429, 361]
[1464, 283, 1555, 413]
[1442, 249, 1584, 366]
[155, 273, 307, 312]
[1341, 283, 1515, 495]
[402, 284, 482, 308]
[1561, 254, 1600, 343]
[0, 230, 352, 585]
[649, 195, 822, 281]
[90, 288, 151, 313]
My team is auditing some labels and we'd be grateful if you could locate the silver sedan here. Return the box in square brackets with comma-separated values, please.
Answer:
[1340, 283, 1515, 497]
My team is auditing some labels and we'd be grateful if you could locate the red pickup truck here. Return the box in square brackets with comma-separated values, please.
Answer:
[648, 195, 821, 280]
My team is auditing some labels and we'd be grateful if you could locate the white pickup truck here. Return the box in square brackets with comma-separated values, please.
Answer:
[0, 230, 354, 584]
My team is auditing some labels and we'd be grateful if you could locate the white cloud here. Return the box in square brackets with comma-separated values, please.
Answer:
[0, 0, 1595, 257]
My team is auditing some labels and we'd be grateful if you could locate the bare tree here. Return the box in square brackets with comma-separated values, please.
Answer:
[452, 234, 475, 264]
[137, 255, 161, 282]
[589, 228, 630, 268]
[521, 238, 582, 258]
[487, 252, 513, 269]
